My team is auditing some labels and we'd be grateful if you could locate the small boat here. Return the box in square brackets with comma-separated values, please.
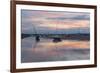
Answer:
[35, 35, 40, 42]
[52, 35, 62, 43]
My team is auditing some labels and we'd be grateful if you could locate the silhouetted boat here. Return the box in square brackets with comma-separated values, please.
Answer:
[35, 35, 40, 42]
[52, 35, 62, 43]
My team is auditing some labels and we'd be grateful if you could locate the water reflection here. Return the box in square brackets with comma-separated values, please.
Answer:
[21, 37, 90, 63]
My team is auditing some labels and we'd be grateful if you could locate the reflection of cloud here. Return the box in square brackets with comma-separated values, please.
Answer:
[25, 40, 90, 53]
[36, 41, 89, 49]
[21, 10, 90, 34]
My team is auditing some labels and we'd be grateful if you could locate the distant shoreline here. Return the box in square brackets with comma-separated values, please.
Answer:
[21, 33, 90, 41]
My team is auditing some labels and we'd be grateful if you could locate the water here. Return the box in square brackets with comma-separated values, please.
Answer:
[21, 37, 90, 63]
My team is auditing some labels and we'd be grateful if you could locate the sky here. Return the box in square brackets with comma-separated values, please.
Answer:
[21, 9, 90, 34]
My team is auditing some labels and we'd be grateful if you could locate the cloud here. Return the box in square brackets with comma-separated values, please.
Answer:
[46, 14, 90, 20]
[21, 10, 90, 34]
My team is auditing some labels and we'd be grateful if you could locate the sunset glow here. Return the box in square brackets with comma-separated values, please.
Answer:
[21, 10, 90, 34]
[21, 10, 90, 63]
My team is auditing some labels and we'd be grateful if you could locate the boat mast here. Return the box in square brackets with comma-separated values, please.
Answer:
[33, 24, 40, 42]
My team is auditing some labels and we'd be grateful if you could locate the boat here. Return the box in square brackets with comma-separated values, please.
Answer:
[35, 35, 40, 42]
[52, 35, 62, 43]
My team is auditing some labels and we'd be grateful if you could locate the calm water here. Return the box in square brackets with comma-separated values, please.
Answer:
[21, 37, 90, 63]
